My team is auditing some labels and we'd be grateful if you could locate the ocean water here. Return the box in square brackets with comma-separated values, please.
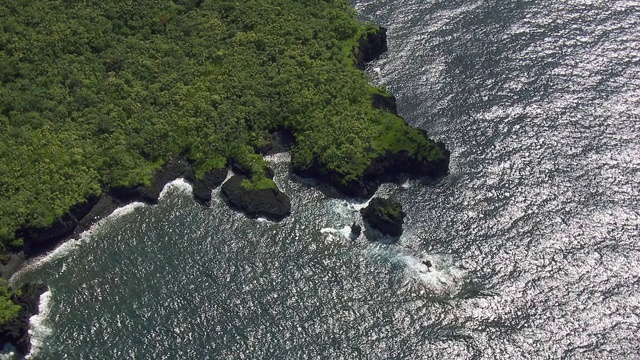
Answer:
[7, 0, 640, 358]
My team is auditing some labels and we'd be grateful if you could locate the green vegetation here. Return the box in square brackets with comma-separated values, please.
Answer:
[0, 0, 446, 250]
[0, 280, 20, 324]
[374, 198, 403, 220]
[241, 178, 277, 191]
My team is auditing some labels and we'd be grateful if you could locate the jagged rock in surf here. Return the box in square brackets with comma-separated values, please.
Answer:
[360, 197, 405, 238]
[350, 222, 362, 238]
[186, 168, 228, 206]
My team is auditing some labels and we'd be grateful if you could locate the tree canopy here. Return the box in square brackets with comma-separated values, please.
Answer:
[0, 0, 446, 249]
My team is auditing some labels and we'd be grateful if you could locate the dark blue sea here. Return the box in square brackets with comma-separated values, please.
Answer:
[7, 0, 640, 358]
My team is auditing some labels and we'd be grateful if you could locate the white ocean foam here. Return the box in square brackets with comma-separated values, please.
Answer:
[265, 152, 291, 163]
[209, 171, 233, 205]
[220, 170, 234, 185]
[320, 227, 337, 235]
[158, 178, 192, 199]
[10, 202, 147, 285]
[367, 246, 466, 297]
[25, 290, 53, 360]
[107, 201, 147, 220]
[331, 198, 372, 218]
[401, 253, 467, 296]
[320, 225, 353, 241]
[339, 225, 353, 238]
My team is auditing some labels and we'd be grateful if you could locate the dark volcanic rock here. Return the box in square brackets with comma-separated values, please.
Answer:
[0, 283, 47, 356]
[17, 156, 234, 258]
[68, 194, 100, 221]
[350, 222, 362, 238]
[261, 128, 295, 155]
[353, 27, 388, 70]
[360, 197, 405, 238]
[292, 140, 450, 199]
[371, 93, 398, 114]
[21, 212, 78, 254]
[20, 194, 101, 254]
[187, 168, 228, 206]
[221, 175, 290, 221]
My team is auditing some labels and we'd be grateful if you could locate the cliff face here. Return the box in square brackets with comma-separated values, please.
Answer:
[353, 27, 389, 70]
[293, 141, 450, 199]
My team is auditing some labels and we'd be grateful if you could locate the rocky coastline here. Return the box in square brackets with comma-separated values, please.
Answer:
[0, 25, 449, 358]
[0, 283, 47, 357]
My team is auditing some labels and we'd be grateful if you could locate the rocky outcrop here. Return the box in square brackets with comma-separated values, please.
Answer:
[221, 175, 290, 221]
[353, 27, 388, 70]
[360, 197, 405, 238]
[0, 283, 47, 356]
[186, 168, 228, 206]
[292, 25, 450, 199]
[292, 140, 450, 199]
[350, 222, 362, 239]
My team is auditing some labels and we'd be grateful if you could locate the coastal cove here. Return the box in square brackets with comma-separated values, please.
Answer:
[0, 1, 450, 355]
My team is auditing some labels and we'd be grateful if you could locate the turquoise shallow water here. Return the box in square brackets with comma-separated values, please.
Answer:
[7, 0, 640, 358]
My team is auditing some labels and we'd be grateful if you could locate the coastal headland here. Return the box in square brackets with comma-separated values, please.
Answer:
[0, 1, 449, 355]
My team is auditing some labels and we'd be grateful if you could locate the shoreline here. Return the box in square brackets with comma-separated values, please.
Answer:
[0, 25, 450, 358]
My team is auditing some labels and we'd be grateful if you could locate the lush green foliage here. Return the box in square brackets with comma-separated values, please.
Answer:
[0, 0, 445, 245]
[0, 280, 20, 324]
[240, 178, 277, 191]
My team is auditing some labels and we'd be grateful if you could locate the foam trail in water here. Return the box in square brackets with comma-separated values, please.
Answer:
[331, 198, 372, 218]
[400, 179, 413, 189]
[158, 178, 192, 199]
[25, 290, 53, 360]
[10, 202, 147, 285]
[401, 253, 466, 296]
[320, 225, 353, 242]
[367, 245, 466, 297]
[209, 171, 234, 205]
[219, 170, 234, 186]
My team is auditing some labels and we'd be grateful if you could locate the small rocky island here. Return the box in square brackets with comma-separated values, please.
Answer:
[361, 197, 406, 239]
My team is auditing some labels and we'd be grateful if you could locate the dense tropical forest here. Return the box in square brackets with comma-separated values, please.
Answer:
[0, 0, 446, 255]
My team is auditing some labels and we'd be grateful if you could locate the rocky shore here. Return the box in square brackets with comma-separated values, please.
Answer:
[0, 283, 47, 356]
[293, 27, 450, 199]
